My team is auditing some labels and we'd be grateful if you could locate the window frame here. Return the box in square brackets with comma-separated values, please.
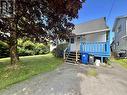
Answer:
[117, 25, 122, 33]
[70, 37, 74, 44]
[116, 42, 119, 46]
[0, 0, 14, 17]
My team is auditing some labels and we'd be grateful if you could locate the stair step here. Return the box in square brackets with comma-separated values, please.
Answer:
[65, 54, 80, 56]
[65, 60, 76, 63]
[66, 58, 80, 61]
[65, 51, 80, 53]
[65, 60, 80, 64]
[66, 57, 80, 60]
[65, 52, 81, 63]
[66, 55, 80, 58]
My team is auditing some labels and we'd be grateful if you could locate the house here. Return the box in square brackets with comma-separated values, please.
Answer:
[64, 17, 110, 63]
[112, 15, 127, 57]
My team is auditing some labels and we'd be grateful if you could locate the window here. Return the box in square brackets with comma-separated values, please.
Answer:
[116, 42, 119, 46]
[117, 25, 121, 32]
[0, 0, 14, 17]
[71, 38, 74, 43]
[77, 37, 80, 40]
[1, 1, 7, 15]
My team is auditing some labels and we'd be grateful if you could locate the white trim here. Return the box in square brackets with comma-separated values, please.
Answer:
[74, 28, 110, 36]
[121, 35, 127, 39]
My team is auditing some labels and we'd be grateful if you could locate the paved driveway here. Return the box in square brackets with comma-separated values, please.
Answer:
[0, 63, 127, 95]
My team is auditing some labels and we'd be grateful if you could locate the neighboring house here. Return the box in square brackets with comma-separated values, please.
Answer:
[112, 16, 127, 57]
[64, 17, 110, 63]
[0, 0, 14, 18]
[110, 40, 115, 52]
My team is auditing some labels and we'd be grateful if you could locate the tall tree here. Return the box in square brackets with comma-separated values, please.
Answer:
[0, 0, 85, 65]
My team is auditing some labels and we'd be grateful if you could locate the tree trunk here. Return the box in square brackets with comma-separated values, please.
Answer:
[10, 43, 19, 65]
[10, 31, 19, 65]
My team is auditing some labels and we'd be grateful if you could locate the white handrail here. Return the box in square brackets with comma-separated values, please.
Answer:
[64, 47, 68, 60]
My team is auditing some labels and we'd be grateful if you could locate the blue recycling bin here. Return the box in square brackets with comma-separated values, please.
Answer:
[81, 53, 89, 64]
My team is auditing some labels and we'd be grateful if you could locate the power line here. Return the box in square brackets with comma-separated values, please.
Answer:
[107, 0, 115, 22]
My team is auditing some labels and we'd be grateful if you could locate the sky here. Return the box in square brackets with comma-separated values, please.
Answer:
[72, 0, 127, 43]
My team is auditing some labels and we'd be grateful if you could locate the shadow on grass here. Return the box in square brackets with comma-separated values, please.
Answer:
[0, 54, 63, 90]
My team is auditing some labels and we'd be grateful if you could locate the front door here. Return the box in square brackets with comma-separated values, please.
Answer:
[70, 36, 80, 52]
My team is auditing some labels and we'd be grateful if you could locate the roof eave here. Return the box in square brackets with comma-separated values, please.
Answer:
[112, 18, 119, 32]
[112, 16, 127, 32]
[74, 28, 110, 36]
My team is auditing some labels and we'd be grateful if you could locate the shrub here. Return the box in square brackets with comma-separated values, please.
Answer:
[17, 40, 34, 56]
[17, 39, 49, 56]
[18, 47, 35, 56]
[25, 50, 35, 56]
[41, 45, 50, 54]
[0, 41, 9, 58]
[17, 47, 25, 56]
[34, 43, 50, 55]
[52, 43, 68, 58]
[23, 40, 35, 50]
[0, 39, 50, 57]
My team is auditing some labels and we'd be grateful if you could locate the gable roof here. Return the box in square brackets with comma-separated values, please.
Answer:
[72, 17, 109, 35]
[112, 15, 127, 32]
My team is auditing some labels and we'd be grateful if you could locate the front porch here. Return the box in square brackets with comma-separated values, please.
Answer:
[64, 32, 110, 64]
[80, 41, 110, 57]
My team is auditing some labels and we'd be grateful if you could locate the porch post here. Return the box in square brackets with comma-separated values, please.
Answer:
[80, 35, 83, 53]
[101, 57, 103, 64]
[68, 37, 71, 52]
[107, 31, 110, 54]
[76, 36, 78, 63]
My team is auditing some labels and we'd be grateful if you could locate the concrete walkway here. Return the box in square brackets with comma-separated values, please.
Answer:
[0, 63, 127, 95]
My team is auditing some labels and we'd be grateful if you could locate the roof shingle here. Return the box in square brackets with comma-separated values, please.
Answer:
[72, 17, 109, 35]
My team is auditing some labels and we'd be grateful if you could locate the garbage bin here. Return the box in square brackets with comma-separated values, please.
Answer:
[81, 53, 89, 64]
[89, 55, 94, 64]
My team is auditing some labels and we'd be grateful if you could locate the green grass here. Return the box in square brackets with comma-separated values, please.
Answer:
[0, 53, 63, 90]
[111, 58, 127, 69]
[86, 69, 97, 77]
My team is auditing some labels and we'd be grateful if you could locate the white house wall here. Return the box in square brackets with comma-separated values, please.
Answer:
[70, 37, 76, 51]
[85, 32, 106, 42]
[70, 37, 80, 51]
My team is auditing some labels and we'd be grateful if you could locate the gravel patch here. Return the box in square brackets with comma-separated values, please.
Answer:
[0, 63, 127, 95]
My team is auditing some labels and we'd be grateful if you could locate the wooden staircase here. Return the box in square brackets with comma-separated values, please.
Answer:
[64, 52, 81, 63]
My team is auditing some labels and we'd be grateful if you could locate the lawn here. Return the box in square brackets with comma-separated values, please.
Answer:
[111, 58, 127, 69]
[0, 53, 63, 90]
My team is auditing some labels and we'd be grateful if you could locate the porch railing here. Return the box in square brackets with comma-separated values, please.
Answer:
[80, 41, 110, 55]
[63, 44, 70, 60]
